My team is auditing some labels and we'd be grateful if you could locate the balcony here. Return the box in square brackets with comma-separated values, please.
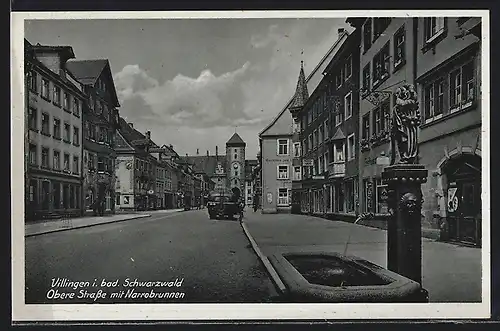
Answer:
[328, 162, 345, 178]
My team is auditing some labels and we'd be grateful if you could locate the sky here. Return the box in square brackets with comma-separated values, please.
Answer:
[25, 17, 351, 159]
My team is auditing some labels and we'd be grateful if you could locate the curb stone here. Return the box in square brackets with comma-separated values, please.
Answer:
[240, 220, 287, 294]
[25, 214, 152, 237]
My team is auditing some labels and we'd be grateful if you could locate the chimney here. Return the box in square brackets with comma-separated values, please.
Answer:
[207, 150, 209, 156]
[169, 144, 173, 149]
[338, 28, 345, 37]
[196, 148, 199, 155]
[216, 146, 218, 156]
[146, 131, 151, 139]
[128, 122, 133, 128]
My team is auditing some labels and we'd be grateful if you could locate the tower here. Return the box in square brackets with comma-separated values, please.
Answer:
[226, 132, 246, 194]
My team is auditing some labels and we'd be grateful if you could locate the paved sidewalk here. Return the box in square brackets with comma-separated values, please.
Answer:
[242, 211, 482, 303]
[25, 209, 182, 237]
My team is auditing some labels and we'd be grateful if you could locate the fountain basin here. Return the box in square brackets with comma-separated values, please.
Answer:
[268, 250, 428, 303]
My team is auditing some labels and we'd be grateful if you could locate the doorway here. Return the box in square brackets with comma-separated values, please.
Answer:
[445, 154, 481, 246]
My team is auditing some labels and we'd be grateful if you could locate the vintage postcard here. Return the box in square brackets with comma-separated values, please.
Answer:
[11, 10, 490, 322]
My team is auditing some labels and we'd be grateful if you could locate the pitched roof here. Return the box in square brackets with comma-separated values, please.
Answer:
[66, 59, 120, 107]
[288, 61, 309, 112]
[181, 155, 227, 177]
[259, 30, 349, 137]
[226, 132, 246, 146]
[66, 59, 108, 85]
[331, 127, 346, 141]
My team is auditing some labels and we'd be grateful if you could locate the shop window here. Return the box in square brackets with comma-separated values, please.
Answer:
[375, 178, 389, 214]
[53, 182, 61, 210]
[41, 181, 50, 210]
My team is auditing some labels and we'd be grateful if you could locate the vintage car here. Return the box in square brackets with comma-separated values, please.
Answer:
[207, 190, 244, 221]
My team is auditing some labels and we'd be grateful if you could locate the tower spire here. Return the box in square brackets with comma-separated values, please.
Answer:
[288, 60, 309, 118]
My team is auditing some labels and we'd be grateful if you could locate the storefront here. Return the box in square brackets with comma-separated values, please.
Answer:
[28, 173, 82, 220]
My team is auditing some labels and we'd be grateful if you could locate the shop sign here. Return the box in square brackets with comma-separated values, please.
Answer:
[447, 187, 458, 213]
[302, 159, 313, 166]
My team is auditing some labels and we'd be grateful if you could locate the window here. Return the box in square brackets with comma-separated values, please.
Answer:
[424, 17, 445, 43]
[294, 166, 301, 181]
[41, 78, 50, 99]
[362, 114, 370, 140]
[314, 130, 318, 148]
[394, 26, 406, 68]
[347, 134, 356, 160]
[53, 86, 61, 105]
[307, 109, 312, 125]
[362, 64, 371, 93]
[373, 43, 390, 84]
[277, 139, 289, 155]
[41, 148, 49, 168]
[308, 134, 313, 152]
[462, 61, 475, 106]
[345, 55, 352, 80]
[29, 144, 37, 165]
[424, 79, 445, 122]
[293, 142, 301, 157]
[98, 157, 105, 171]
[28, 71, 37, 92]
[318, 125, 323, 144]
[319, 155, 324, 173]
[52, 118, 61, 139]
[334, 142, 345, 162]
[73, 126, 80, 146]
[324, 119, 329, 140]
[73, 156, 79, 174]
[450, 69, 462, 110]
[344, 92, 353, 119]
[335, 98, 343, 126]
[324, 151, 329, 169]
[41, 112, 50, 135]
[278, 188, 289, 206]
[336, 68, 344, 88]
[73, 98, 80, 116]
[277, 165, 289, 180]
[90, 124, 97, 140]
[53, 150, 60, 170]
[375, 178, 389, 213]
[89, 95, 95, 111]
[28, 107, 37, 130]
[63, 153, 70, 172]
[373, 18, 391, 40]
[63, 184, 69, 209]
[234, 153, 238, 160]
[363, 18, 372, 52]
[64, 123, 71, 142]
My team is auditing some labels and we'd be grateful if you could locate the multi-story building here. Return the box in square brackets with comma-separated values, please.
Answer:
[291, 26, 361, 219]
[25, 40, 86, 221]
[252, 151, 263, 207]
[415, 17, 481, 246]
[66, 59, 120, 215]
[355, 17, 418, 220]
[264, 27, 348, 214]
[114, 119, 157, 211]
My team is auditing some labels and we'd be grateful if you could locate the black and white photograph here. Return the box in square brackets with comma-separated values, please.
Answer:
[11, 11, 489, 321]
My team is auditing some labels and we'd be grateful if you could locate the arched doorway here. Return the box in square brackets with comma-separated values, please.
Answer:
[442, 153, 481, 246]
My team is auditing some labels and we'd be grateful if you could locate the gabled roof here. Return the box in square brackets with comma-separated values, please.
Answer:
[331, 127, 346, 141]
[259, 30, 349, 137]
[66, 59, 120, 107]
[226, 132, 246, 146]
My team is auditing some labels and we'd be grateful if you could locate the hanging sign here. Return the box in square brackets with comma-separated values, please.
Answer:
[447, 187, 459, 212]
[302, 159, 313, 166]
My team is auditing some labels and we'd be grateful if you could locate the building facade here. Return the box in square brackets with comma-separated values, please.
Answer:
[356, 18, 418, 220]
[415, 17, 482, 246]
[66, 59, 120, 216]
[244, 159, 259, 206]
[25, 40, 86, 221]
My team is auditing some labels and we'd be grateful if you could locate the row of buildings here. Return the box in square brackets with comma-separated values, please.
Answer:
[258, 17, 482, 246]
[24, 39, 217, 220]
